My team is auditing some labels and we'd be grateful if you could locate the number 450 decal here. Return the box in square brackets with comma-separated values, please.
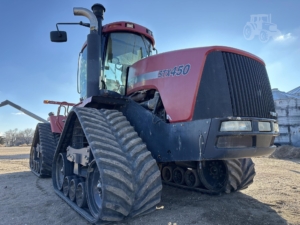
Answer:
[158, 64, 191, 78]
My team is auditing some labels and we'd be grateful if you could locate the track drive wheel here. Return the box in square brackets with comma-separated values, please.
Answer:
[29, 123, 57, 177]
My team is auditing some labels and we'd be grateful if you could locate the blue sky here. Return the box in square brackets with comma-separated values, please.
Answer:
[0, 0, 299, 135]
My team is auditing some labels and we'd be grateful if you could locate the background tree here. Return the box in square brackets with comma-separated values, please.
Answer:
[18, 128, 34, 145]
[0, 136, 5, 145]
[3, 128, 34, 146]
[4, 129, 18, 146]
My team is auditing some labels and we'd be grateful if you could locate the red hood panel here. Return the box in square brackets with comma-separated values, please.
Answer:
[127, 46, 264, 123]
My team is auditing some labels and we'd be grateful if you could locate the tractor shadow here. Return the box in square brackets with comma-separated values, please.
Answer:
[120, 184, 287, 225]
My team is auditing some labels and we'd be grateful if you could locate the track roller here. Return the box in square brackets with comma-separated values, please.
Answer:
[63, 176, 73, 197]
[69, 178, 80, 202]
[173, 167, 185, 185]
[162, 166, 174, 182]
[184, 169, 200, 187]
[76, 182, 87, 208]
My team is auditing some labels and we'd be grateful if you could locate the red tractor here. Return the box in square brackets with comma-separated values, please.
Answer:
[30, 100, 74, 177]
[31, 3, 279, 224]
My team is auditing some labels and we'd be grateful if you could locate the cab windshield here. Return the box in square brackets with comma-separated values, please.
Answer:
[77, 32, 153, 99]
[104, 32, 152, 95]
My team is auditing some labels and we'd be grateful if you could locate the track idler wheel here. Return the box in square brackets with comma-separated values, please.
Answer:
[55, 153, 73, 191]
[76, 182, 87, 208]
[184, 169, 200, 187]
[173, 167, 185, 185]
[162, 166, 174, 182]
[198, 160, 227, 192]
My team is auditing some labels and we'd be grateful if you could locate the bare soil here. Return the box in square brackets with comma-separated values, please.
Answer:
[270, 145, 300, 159]
[0, 147, 299, 225]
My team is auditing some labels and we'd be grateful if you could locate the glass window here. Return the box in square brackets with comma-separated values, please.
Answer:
[77, 47, 87, 99]
[104, 32, 152, 95]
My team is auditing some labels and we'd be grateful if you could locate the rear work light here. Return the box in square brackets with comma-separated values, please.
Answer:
[220, 121, 252, 132]
[258, 122, 271, 132]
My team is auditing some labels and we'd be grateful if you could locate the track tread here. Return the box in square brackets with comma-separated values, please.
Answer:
[52, 108, 162, 223]
[30, 123, 57, 177]
[101, 109, 162, 218]
[225, 158, 255, 193]
[238, 158, 256, 190]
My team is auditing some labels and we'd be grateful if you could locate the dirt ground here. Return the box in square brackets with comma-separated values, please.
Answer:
[0, 147, 299, 225]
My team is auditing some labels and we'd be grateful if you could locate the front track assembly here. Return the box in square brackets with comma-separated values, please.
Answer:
[52, 108, 162, 224]
[159, 158, 256, 194]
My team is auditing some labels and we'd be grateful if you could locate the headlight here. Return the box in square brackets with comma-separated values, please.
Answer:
[273, 123, 280, 133]
[258, 122, 271, 132]
[220, 121, 252, 132]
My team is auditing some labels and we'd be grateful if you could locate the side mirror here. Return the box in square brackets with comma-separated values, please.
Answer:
[50, 31, 67, 42]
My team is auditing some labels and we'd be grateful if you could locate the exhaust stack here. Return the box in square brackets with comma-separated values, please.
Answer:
[73, 7, 99, 32]
[73, 5, 105, 98]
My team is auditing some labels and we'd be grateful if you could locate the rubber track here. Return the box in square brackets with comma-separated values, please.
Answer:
[237, 158, 256, 190]
[225, 158, 255, 193]
[53, 108, 162, 224]
[30, 123, 56, 177]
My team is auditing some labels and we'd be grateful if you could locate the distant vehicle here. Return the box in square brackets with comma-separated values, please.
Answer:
[243, 14, 281, 42]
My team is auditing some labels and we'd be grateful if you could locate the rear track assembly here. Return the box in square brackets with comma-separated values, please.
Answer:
[30, 123, 58, 177]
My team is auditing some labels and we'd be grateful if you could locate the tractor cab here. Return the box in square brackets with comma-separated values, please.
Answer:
[77, 22, 155, 99]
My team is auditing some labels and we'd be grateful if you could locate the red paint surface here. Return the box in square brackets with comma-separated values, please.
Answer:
[80, 21, 155, 51]
[127, 46, 265, 123]
[49, 115, 67, 133]
[102, 21, 155, 46]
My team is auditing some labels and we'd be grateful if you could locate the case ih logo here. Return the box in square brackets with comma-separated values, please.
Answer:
[243, 14, 281, 43]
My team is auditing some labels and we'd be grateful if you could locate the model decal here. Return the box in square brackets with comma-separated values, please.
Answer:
[158, 64, 191, 78]
[128, 70, 159, 88]
[128, 64, 191, 88]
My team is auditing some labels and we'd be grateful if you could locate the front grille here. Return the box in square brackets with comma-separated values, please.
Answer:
[222, 52, 275, 118]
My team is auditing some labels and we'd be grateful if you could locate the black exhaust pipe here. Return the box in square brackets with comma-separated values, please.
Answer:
[73, 4, 105, 98]
[91, 4, 105, 37]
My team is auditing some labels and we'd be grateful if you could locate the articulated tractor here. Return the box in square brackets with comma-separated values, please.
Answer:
[30, 3, 279, 224]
